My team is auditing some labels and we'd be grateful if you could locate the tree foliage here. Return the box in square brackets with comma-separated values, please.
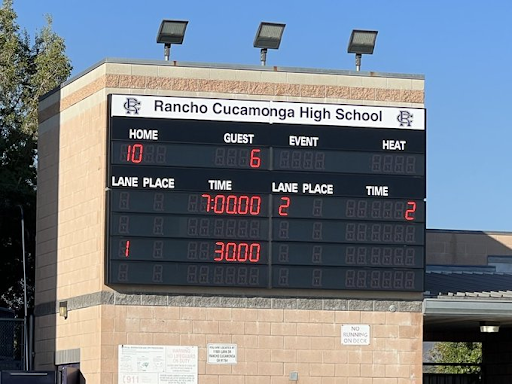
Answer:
[427, 342, 482, 374]
[0, 0, 71, 316]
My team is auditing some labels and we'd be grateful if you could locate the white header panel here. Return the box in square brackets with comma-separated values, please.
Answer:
[111, 95, 425, 130]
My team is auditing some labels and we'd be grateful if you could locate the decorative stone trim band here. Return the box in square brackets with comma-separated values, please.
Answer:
[38, 74, 424, 124]
[35, 291, 422, 317]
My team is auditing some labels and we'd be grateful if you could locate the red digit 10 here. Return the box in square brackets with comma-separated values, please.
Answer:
[278, 197, 291, 216]
[126, 144, 143, 163]
[250, 149, 261, 168]
[214, 242, 261, 262]
[405, 201, 417, 221]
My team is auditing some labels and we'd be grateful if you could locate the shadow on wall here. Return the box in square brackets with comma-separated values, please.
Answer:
[426, 229, 512, 266]
[425, 229, 512, 295]
[33, 86, 62, 370]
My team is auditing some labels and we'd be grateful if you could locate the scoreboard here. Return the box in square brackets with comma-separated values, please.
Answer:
[107, 95, 426, 292]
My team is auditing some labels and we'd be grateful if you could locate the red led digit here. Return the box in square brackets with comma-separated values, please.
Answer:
[134, 144, 143, 163]
[201, 194, 211, 212]
[405, 201, 417, 221]
[214, 195, 225, 214]
[278, 197, 291, 216]
[238, 195, 249, 214]
[226, 242, 237, 261]
[249, 243, 260, 262]
[226, 195, 237, 214]
[250, 196, 261, 215]
[250, 149, 261, 168]
[126, 144, 143, 163]
[125, 240, 130, 257]
[214, 242, 224, 261]
[238, 243, 248, 261]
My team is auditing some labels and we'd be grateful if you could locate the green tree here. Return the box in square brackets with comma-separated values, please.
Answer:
[0, 0, 72, 316]
[427, 342, 482, 374]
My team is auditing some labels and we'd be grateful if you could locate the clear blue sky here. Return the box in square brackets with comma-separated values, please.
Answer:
[12, 0, 512, 232]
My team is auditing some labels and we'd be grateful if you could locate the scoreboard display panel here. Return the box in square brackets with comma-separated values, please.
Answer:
[107, 95, 426, 292]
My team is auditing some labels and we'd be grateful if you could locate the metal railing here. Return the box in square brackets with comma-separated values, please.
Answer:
[0, 318, 25, 371]
[423, 373, 480, 384]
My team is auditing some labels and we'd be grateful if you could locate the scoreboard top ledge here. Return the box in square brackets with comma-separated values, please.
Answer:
[110, 94, 425, 131]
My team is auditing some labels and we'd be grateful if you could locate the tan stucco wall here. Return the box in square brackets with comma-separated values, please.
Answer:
[36, 60, 426, 383]
[426, 230, 512, 265]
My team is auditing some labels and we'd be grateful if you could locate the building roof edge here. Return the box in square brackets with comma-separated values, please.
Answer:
[40, 57, 425, 101]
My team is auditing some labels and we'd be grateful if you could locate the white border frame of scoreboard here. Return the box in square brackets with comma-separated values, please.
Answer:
[111, 95, 425, 130]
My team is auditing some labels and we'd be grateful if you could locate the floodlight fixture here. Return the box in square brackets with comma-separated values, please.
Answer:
[156, 19, 188, 61]
[254, 22, 286, 66]
[347, 29, 378, 71]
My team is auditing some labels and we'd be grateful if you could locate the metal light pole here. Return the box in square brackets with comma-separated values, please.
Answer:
[260, 48, 267, 66]
[355, 53, 362, 72]
[17, 205, 29, 371]
[164, 44, 170, 61]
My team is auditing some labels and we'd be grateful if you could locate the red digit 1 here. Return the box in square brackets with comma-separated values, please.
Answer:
[125, 240, 130, 257]
[250, 149, 261, 168]
[278, 197, 290, 216]
[214, 242, 224, 261]
[405, 201, 417, 221]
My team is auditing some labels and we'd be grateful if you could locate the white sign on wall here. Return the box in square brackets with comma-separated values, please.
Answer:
[207, 344, 237, 364]
[118, 345, 198, 384]
[341, 324, 371, 345]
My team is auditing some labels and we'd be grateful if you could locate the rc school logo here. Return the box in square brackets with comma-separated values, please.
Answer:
[124, 97, 141, 115]
[397, 110, 413, 127]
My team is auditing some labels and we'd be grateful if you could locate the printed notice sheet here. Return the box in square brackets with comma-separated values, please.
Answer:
[118, 345, 198, 384]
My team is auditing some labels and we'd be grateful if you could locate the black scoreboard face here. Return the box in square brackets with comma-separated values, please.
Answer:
[107, 95, 426, 292]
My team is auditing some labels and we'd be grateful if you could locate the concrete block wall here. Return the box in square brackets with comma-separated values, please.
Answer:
[96, 296, 423, 384]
